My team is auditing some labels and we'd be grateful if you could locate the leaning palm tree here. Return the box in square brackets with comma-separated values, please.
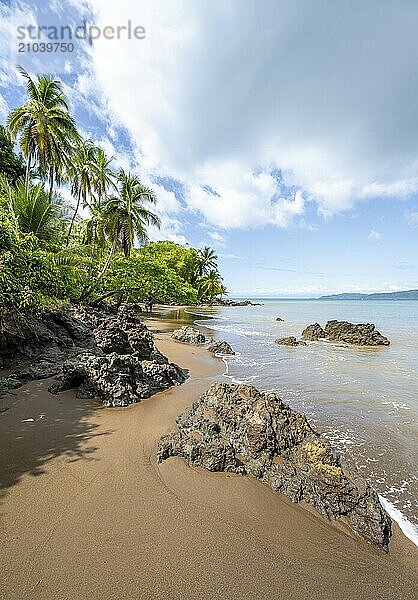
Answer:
[7, 66, 79, 193]
[80, 170, 161, 299]
[198, 246, 218, 276]
[65, 138, 98, 244]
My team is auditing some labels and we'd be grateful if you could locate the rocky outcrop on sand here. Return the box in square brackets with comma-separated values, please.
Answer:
[49, 352, 186, 407]
[0, 303, 187, 406]
[276, 336, 306, 347]
[158, 382, 391, 551]
[207, 340, 235, 355]
[302, 320, 390, 346]
[171, 326, 206, 344]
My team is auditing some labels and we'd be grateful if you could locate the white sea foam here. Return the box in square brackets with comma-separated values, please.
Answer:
[379, 495, 418, 548]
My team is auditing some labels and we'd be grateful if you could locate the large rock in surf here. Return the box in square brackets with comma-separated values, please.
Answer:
[158, 382, 391, 551]
[49, 352, 187, 407]
[171, 326, 206, 344]
[301, 320, 390, 346]
[275, 336, 306, 347]
[324, 320, 390, 346]
[207, 340, 235, 355]
[301, 322, 326, 341]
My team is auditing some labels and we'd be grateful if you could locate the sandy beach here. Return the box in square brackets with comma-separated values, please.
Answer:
[1, 317, 417, 600]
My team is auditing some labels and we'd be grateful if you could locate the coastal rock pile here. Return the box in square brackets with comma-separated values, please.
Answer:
[301, 321, 390, 346]
[220, 299, 262, 306]
[158, 382, 391, 551]
[171, 326, 206, 344]
[0, 303, 188, 406]
[207, 340, 235, 355]
[49, 352, 186, 407]
[275, 336, 306, 347]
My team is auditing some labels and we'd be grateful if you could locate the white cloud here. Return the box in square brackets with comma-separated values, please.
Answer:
[77, 0, 418, 230]
[368, 229, 383, 242]
[4, 1, 418, 236]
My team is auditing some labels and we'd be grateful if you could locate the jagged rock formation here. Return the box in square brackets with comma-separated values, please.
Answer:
[171, 326, 206, 345]
[275, 317, 284, 321]
[49, 352, 186, 407]
[302, 321, 390, 346]
[1, 303, 188, 406]
[301, 322, 326, 341]
[207, 340, 235, 355]
[158, 382, 391, 551]
[276, 336, 306, 347]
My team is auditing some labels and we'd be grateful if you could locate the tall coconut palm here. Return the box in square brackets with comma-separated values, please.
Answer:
[198, 246, 218, 276]
[7, 66, 79, 193]
[104, 169, 161, 259]
[65, 138, 98, 244]
[81, 170, 161, 299]
[93, 147, 116, 201]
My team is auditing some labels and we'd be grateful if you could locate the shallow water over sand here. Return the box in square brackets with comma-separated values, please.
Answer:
[167, 300, 418, 534]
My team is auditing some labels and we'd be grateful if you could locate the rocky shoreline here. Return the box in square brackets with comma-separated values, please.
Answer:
[1, 308, 393, 551]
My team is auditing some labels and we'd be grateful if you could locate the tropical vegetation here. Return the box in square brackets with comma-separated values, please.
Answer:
[0, 68, 227, 315]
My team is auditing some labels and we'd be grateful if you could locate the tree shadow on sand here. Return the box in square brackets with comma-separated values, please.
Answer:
[0, 379, 113, 499]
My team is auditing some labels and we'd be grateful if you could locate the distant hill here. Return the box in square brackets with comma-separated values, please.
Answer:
[318, 289, 418, 300]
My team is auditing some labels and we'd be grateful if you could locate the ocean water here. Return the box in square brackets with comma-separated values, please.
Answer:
[166, 300, 418, 543]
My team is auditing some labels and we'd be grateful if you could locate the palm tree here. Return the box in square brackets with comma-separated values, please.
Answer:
[93, 147, 116, 201]
[198, 246, 218, 276]
[7, 66, 79, 193]
[218, 284, 228, 301]
[65, 138, 98, 244]
[81, 169, 161, 299]
[0, 174, 70, 243]
[198, 269, 223, 303]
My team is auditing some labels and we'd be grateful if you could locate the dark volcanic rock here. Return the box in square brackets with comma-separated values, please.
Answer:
[12, 361, 61, 381]
[93, 304, 166, 362]
[275, 336, 306, 347]
[301, 322, 326, 341]
[171, 326, 206, 345]
[275, 317, 284, 322]
[1, 303, 186, 406]
[207, 340, 235, 355]
[324, 320, 390, 346]
[158, 382, 391, 551]
[49, 352, 187, 407]
[0, 376, 22, 398]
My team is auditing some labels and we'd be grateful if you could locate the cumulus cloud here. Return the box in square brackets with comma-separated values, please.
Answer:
[4, 0, 418, 235]
[77, 0, 418, 230]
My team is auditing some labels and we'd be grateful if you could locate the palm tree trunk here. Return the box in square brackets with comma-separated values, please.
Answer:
[25, 154, 32, 189]
[80, 235, 118, 300]
[66, 191, 81, 246]
[49, 171, 54, 199]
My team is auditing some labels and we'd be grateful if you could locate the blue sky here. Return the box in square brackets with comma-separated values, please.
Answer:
[1, 0, 417, 297]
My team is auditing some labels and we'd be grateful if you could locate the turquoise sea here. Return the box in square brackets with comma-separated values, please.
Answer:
[166, 299, 418, 544]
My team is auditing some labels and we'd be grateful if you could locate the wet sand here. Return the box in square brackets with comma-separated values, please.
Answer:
[1, 319, 417, 599]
